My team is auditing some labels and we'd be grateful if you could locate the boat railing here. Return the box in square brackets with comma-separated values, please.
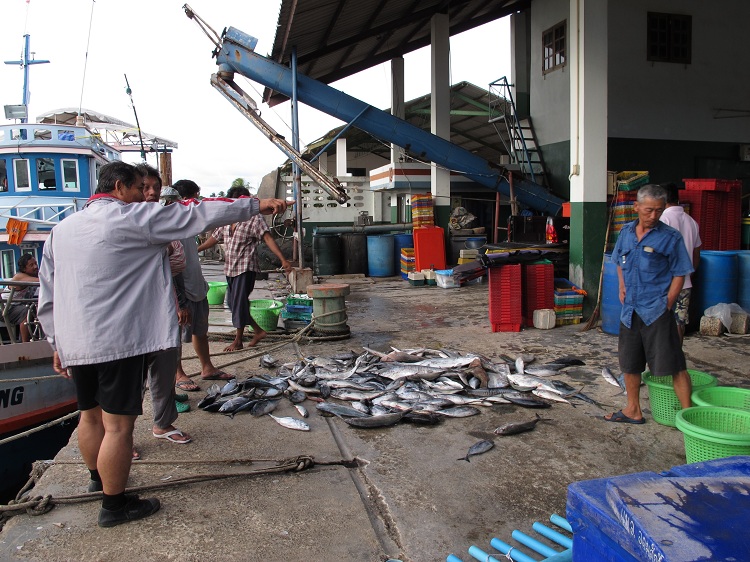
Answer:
[0, 280, 42, 344]
[0, 201, 79, 229]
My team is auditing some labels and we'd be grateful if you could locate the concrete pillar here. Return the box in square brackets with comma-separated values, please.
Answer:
[430, 12, 451, 229]
[569, 0, 608, 315]
[510, 11, 531, 119]
[336, 138, 347, 176]
[319, 151, 327, 174]
[391, 56, 405, 164]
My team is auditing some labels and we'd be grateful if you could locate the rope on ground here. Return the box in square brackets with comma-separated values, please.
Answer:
[182, 313, 350, 376]
[0, 454, 340, 520]
[0, 410, 80, 447]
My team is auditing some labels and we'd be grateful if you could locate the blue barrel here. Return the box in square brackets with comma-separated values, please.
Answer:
[341, 233, 367, 274]
[737, 251, 750, 312]
[312, 234, 342, 276]
[393, 233, 414, 274]
[693, 251, 739, 318]
[367, 234, 395, 277]
[601, 252, 622, 335]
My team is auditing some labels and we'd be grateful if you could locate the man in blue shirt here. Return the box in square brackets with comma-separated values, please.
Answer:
[605, 184, 694, 424]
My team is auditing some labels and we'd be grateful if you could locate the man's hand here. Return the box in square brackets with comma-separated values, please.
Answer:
[177, 307, 192, 327]
[280, 259, 293, 275]
[258, 198, 294, 215]
[53, 351, 70, 378]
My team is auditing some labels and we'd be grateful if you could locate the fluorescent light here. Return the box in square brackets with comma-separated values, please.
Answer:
[4, 104, 28, 120]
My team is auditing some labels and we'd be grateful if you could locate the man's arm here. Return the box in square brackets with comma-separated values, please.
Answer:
[197, 235, 219, 253]
[667, 276, 685, 310]
[262, 232, 292, 274]
[692, 246, 701, 275]
[616, 266, 626, 305]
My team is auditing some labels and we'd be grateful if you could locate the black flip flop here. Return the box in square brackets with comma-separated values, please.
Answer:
[604, 410, 645, 424]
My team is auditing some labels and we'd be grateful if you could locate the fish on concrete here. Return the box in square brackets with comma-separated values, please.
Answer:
[269, 414, 310, 431]
[459, 439, 494, 462]
[341, 411, 405, 428]
[493, 413, 549, 436]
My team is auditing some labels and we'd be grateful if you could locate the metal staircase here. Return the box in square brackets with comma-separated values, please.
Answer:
[489, 77, 548, 187]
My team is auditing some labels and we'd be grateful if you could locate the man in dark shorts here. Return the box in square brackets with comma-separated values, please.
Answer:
[38, 162, 290, 527]
[605, 183, 694, 424]
[197, 186, 292, 351]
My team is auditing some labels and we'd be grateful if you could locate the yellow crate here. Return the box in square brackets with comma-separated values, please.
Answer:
[555, 315, 582, 326]
[616, 171, 650, 191]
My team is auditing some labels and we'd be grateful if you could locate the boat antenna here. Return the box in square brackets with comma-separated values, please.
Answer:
[78, 0, 97, 120]
[124, 74, 147, 161]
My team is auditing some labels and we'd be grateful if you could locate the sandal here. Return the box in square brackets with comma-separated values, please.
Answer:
[175, 379, 201, 392]
[175, 392, 189, 402]
[132, 447, 141, 461]
[176, 400, 190, 414]
[200, 370, 235, 381]
[152, 429, 192, 444]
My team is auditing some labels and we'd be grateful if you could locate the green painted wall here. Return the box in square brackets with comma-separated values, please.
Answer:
[538, 140, 570, 199]
[568, 201, 608, 318]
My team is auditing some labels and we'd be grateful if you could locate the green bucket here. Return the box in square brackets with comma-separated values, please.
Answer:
[676, 406, 750, 463]
[206, 281, 228, 305]
[642, 370, 717, 427]
[691, 386, 750, 411]
[249, 299, 283, 332]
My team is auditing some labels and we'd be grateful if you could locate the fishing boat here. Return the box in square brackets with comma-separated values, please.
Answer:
[0, 33, 177, 497]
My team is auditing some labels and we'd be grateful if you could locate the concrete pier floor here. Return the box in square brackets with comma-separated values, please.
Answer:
[1, 265, 748, 561]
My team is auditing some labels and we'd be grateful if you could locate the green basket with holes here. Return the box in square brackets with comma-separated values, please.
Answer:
[249, 299, 283, 332]
[642, 370, 717, 427]
[676, 406, 750, 463]
[691, 386, 750, 411]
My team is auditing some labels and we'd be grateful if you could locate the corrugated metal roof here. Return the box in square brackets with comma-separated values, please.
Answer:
[282, 81, 509, 171]
[265, 0, 528, 105]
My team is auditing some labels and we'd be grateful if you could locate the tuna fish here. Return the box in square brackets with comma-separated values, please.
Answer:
[459, 439, 494, 462]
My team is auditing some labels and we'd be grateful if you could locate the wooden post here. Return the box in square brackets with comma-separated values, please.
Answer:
[159, 152, 172, 187]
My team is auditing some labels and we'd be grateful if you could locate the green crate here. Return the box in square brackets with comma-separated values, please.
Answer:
[287, 294, 313, 306]
[691, 386, 750, 411]
[676, 406, 750, 463]
[249, 299, 283, 332]
[643, 370, 718, 427]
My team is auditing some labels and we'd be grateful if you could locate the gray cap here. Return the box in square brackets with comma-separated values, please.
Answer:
[159, 186, 180, 200]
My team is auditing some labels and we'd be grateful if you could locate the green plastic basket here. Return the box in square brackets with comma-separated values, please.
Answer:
[249, 299, 283, 332]
[675, 406, 750, 463]
[206, 281, 228, 305]
[642, 370, 718, 427]
[691, 386, 750, 411]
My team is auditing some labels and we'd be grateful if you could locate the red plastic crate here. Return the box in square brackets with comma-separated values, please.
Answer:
[683, 178, 742, 192]
[522, 262, 554, 327]
[680, 190, 722, 250]
[488, 265, 522, 332]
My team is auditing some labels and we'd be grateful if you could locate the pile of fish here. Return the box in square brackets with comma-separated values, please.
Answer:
[196, 348, 603, 431]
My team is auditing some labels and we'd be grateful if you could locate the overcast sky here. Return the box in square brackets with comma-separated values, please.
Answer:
[1, 0, 510, 195]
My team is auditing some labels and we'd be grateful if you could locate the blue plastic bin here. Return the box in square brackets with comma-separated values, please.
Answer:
[567, 456, 750, 561]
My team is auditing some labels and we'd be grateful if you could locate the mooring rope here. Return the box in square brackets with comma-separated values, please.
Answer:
[0, 410, 79, 447]
[0, 455, 332, 521]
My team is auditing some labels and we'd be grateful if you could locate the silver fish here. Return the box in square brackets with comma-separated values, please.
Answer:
[260, 354, 279, 368]
[375, 363, 446, 381]
[294, 404, 309, 418]
[197, 383, 222, 409]
[250, 399, 281, 417]
[602, 367, 625, 391]
[515, 357, 525, 375]
[220, 379, 240, 396]
[269, 414, 310, 431]
[316, 402, 371, 418]
[437, 406, 481, 418]
[459, 439, 494, 462]
[218, 395, 252, 414]
[532, 388, 575, 406]
[493, 413, 548, 436]
[523, 366, 562, 377]
[342, 411, 404, 428]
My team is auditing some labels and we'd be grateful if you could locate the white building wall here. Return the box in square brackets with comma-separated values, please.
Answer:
[529, 0, 571, 146]
[609, 0, 750, 142]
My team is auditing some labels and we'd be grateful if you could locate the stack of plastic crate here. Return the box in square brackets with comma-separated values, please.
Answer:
[282, 294, 313, 326]
[488, 265, 522, 332]
[411, 193, 434, 227]
[609, 189, 639, 248]
[554, 278, 585, 326]
[400, 247, 415, 280]
[682, 179, 742, 250]
[522, 261, 554, 327]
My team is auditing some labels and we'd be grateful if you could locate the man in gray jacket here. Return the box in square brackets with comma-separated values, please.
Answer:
[37, 161, 289, 527]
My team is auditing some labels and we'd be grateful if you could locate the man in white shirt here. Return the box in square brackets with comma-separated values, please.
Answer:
[659, 182, 702, 343]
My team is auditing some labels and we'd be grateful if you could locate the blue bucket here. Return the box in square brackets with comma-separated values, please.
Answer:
[738, 251, 750, 312]
[367, 235, 395, 277]
[393, 233, 414, 275]
[694, 251, 738, 317]
[601, 252, 621, 335]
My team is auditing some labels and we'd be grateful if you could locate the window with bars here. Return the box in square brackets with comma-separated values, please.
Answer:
[542, 21, 566, 74]
[647, 12, 692, 64]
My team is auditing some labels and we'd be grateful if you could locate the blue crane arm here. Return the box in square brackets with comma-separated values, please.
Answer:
[216, 26, 564, 214]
